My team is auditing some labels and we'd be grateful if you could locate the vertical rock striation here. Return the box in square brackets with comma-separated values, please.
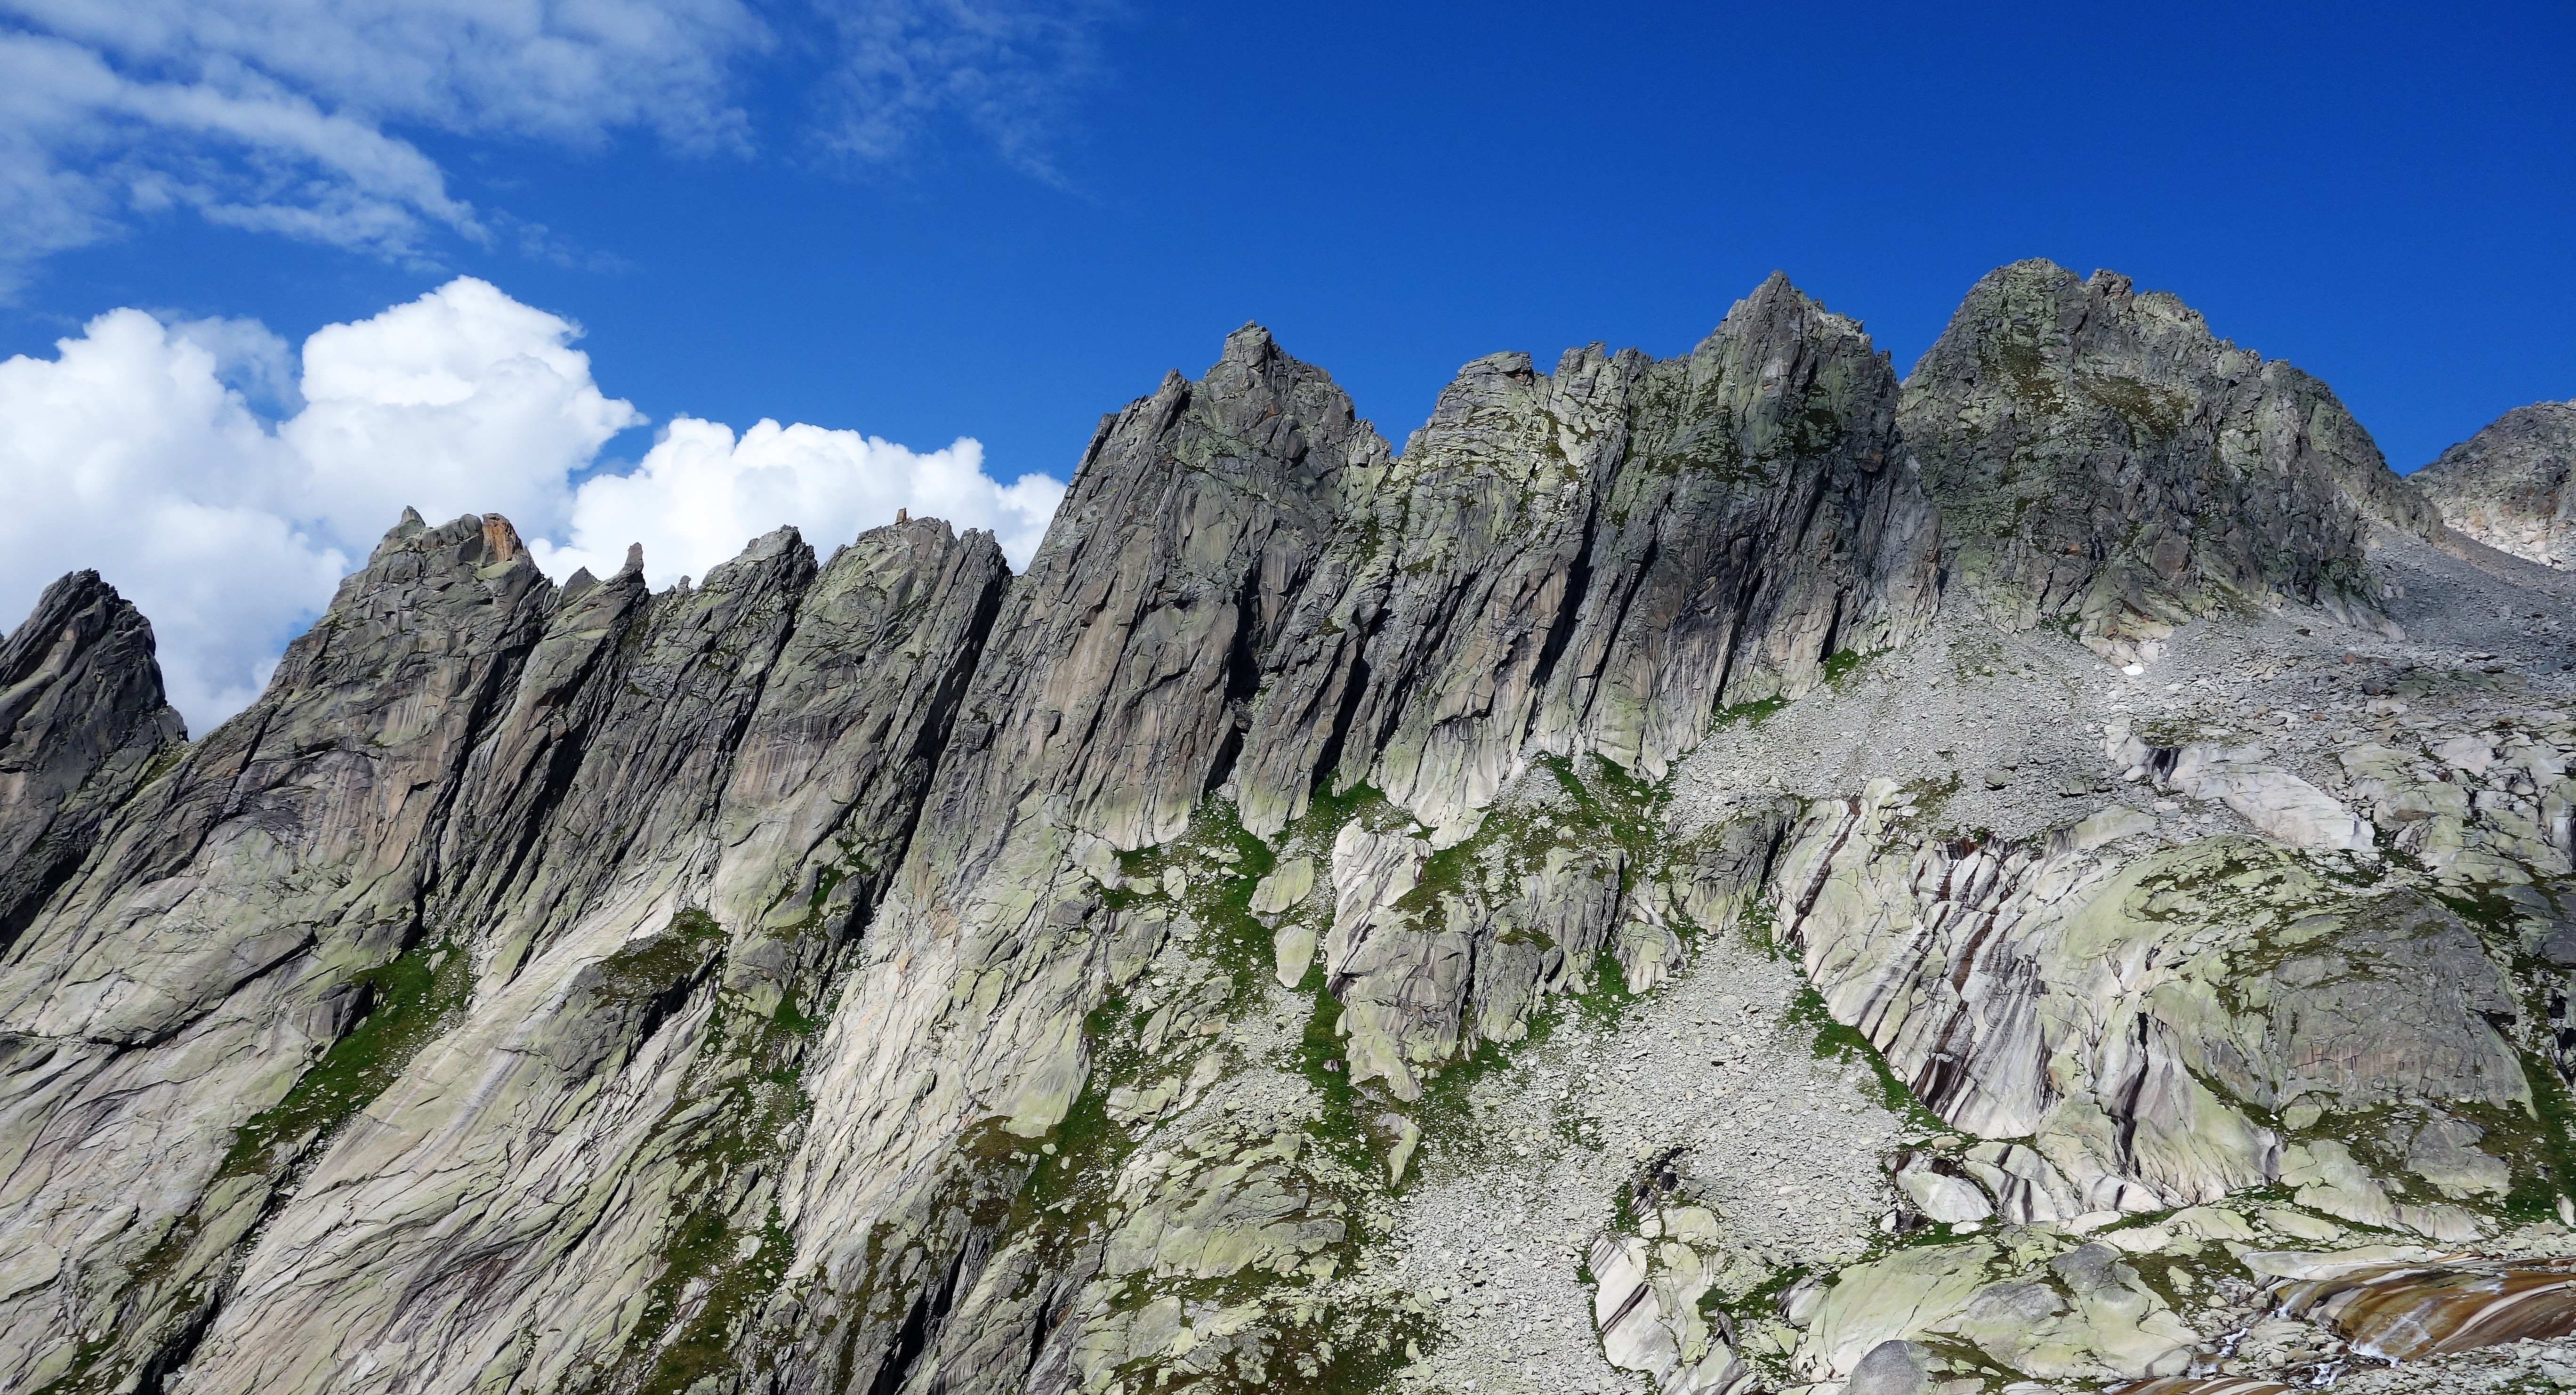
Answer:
[170, 518, 1007, 1395]
[0, 572, 185, 947]
[0, 513, 1009, 1395]
[1236, 272, 1940, 839]
[0, 512, 553, 1392]
[762, 276, 1945, 1393]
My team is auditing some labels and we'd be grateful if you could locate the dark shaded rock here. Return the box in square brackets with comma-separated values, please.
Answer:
[1900, 259, 2432, 657]
[2260, 890, 2527, 1112]
[1846, 1338, 1933, 1395]
[0, 571, 185, 946]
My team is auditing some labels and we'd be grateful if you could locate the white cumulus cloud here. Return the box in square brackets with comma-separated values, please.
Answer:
[0, 308, 345, 723]
[533, 417, 1059, 589]
[0, 276, 1060, 733]
[283, 277, 645, 542]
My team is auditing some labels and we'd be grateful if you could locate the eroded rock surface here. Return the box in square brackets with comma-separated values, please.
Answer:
[10, 264, 2576, 1395]
[2414, 400, 2576, 568]
[1901, 259, 2431, 661]
[0, 571, 184, 944]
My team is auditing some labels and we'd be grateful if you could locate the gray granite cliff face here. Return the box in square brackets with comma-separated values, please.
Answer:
[1900, 259, 2433, 660]
[0, 572, 185, 946]
[1, 267, 2562, 1395]
[773, 274, 1941, 1395]
[0, 512, 1007, 1395]
[2413, 400, 2576, 568]
[0, 511, 556, 1393]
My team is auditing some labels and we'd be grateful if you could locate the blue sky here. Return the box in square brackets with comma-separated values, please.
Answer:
[1, 0, 2570, 725]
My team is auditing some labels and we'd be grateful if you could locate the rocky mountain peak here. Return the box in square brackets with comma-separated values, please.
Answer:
[1901, 257, 2430, 661]
[0, 570, 184, 948]
[2412, 398, 2576, 568]
[1221, 320, 1279, 362]
[480, 511, 524, 564]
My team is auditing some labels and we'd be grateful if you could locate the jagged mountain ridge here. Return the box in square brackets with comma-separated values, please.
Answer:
[0, 571, 185, 945]
[3, 261, 2561, 1395]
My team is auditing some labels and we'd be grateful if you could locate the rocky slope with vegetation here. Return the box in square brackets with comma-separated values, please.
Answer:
[3, 259, 2573, 1395]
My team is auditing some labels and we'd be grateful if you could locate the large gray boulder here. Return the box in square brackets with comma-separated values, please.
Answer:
[1844, 1338, 1932, 1395]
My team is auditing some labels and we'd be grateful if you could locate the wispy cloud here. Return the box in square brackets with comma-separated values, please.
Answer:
[3, 0, 764, 148]
[813, 0, 1118, 183]
[0, 0, 1119, 292]
[0, 29, 493, 288]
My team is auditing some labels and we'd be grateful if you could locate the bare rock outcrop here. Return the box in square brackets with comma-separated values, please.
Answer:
[9, 262, 2576, 1395]
[2412, 399, 2576, 568]
[1774, 782, 2524, 1228]
[0, 514, 1008, 1395]
[0, 571, 184, 945]
[0, 511, 553, 1392]
[170, 519, 1007, 1395]
[773, 279, 1943, 1393]
[1900, 259, 2431, 659]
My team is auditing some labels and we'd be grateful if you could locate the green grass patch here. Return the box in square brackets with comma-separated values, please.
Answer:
[1819, 647, 1884, 685]
[1783, 983, 1949, 1133]
[599, 911, 829, 1395]
[220, 936, 474, 1181]
[1711, 694, 1788, 730]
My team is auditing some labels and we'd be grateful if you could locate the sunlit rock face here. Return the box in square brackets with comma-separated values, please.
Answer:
[14, 265, 2576, 1395]
[2414, 400, 2576, 569]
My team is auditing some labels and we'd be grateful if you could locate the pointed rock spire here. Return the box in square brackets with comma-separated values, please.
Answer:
[0, 571, 185, 943]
